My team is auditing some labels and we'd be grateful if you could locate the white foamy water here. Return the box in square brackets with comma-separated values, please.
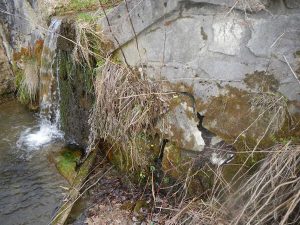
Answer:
[17, 122, 64, 150]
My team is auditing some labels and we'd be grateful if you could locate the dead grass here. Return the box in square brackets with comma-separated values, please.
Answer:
[249, 92, 290, 134]
[225, 144, 300, 225]
[167, 144, 300, 225]
[238, 0, 266, 12]
[228, 0, 267, 14]
[88, 60, 170, 169]
[72, 18, 108, 67]
[17, 59, 39, 103]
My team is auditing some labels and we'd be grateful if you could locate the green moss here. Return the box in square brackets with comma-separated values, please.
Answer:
[65, 0, 98, 11]
[161, 142, 182, 178]
[111, 52, 123, 65]
[55, 0, 121, 15]
[51, 150, 96, 225]
[96, 58, 106, 67]
[294, 50, 300, 58]
[77, 12, 94, 22]
[102, 133, 161, 184]
[53, 148, 82, 183]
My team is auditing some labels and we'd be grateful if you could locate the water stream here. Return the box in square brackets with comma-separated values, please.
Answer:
[0, 101, 68, 225]
[0, 18, 69, 225]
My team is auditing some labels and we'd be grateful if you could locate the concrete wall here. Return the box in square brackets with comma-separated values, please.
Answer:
[100, 0, 300, 104]
[100, 0, 300, 158]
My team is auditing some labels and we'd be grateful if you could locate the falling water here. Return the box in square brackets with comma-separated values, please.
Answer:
[0, 18, 69, 225]
[17, 18, 63, 149]
[39, 18, 62, 122]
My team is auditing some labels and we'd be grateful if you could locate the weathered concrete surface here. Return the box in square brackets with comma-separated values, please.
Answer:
[100, 0, 300, 154]
[100, 0, 270, 49]
[101, 0, 300, 101]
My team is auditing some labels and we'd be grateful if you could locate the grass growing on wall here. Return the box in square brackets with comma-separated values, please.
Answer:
[68, 0, 98, 11]
[13, 40, 43, 106]
[56, 0, 121, 14]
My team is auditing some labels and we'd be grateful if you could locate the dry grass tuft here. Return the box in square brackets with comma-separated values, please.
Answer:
[72, 15, 111, 67]
[18, 60, 39, 102]
[222, 144, 300, 225]
[72, 21, 102, 67]
[169, 144, 300, 225]
[249, 92, 290, 134]
[88, 60, 170, 169]
[238, 0, 266, 12]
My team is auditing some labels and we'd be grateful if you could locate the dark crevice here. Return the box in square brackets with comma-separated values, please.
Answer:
[157, 138, 168, 164]
[197, 112, 215, 146]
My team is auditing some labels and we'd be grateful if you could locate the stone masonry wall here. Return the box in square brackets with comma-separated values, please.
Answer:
[100, 0, 300, 165]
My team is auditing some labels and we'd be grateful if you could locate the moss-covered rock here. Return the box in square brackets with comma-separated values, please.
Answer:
[244, 71, 279, 92]
[50, 147, 82, 183]
[103, 133, 161, 175]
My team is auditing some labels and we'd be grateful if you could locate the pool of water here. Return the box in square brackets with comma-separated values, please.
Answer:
[0, 100, 68, 225]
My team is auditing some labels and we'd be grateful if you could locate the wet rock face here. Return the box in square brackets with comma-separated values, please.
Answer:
[285, 0, 300, 9]
[100, 0, 300, 154]
[0, 34, 14, 99]
[58, 50, 93, 149]
[0, 0, 47, 101]
[56, 18, 95, 148]
[0, 0, 46, 50]
[57, 18, 76, 52]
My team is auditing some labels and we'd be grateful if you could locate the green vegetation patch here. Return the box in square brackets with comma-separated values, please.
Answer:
[13, 40, 44, 107]
[52, 147, 82, 183]
[55, 0, 121, 14]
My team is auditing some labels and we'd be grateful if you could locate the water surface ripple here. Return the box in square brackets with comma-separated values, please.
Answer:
[0, 101, 67, 225]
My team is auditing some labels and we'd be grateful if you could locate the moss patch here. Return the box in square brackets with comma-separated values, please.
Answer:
[202, 86, 288, 147]
[244, 71, 279, 92]
[106, 134, 160, 169]
[51, 147, 82, 183]
[55, 0, 121, 15]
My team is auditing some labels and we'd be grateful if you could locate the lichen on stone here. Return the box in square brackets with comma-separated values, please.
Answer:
[244, 70, 279, 92]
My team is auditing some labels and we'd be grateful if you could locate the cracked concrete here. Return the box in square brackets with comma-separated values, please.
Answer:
[100, 0, 300, 157]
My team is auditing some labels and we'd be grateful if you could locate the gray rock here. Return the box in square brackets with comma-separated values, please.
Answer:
[0, 0, 46, 51]
[284, 0, 300, 9]
[247, 15, 300, 58]
[157, 101, 206, 152]
[0, 35, 14, 97]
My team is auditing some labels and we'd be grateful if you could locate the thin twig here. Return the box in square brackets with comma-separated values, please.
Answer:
[283, 55, 300, 87]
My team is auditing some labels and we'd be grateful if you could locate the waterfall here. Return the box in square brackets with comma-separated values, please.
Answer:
[40, 18, 62, 123]
[17, 18, 64, 150]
